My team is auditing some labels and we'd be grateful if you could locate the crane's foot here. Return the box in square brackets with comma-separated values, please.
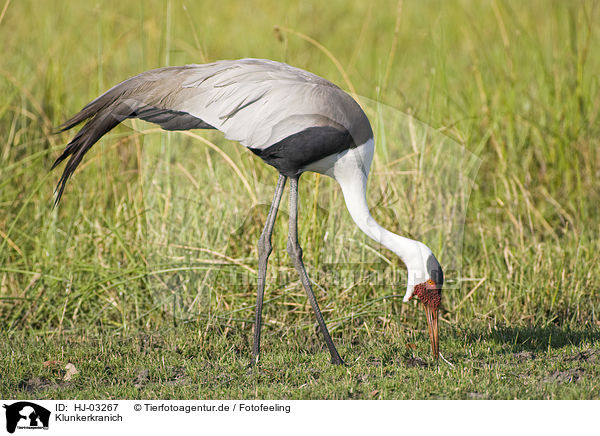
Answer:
[330, 356, 345, 366]
[329, 349, 345, 366]
[246, 357, 260, 374]
[248, 353, 260, 367]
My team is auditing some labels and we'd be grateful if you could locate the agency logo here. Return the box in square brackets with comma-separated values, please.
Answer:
[2, 402, 50, 434]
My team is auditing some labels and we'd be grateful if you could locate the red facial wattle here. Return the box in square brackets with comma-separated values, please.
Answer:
[410, 279, 441, 359]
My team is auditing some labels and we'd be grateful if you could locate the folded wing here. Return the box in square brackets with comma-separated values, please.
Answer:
[52, 58, 370, 204]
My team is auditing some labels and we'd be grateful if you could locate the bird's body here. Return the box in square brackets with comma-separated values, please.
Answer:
[52, 58, 443, 364]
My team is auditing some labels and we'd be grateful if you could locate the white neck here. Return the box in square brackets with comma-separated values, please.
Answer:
[336, 170, 422, 269]
[307, 138, 432, 299]
[324, 139, 433, 300]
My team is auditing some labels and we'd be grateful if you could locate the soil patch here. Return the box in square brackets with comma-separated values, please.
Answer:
[542, 368, 585, 384]
[18, 377, 69, 393]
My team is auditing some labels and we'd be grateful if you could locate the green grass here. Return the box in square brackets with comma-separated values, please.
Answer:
[2, 326, 599, 399]
[1, 0, 599, 399]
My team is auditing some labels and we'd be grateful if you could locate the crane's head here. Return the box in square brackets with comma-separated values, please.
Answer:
[403, 243, 443, 359]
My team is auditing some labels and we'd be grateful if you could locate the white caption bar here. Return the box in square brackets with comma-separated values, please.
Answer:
[0, 399, 595, 435]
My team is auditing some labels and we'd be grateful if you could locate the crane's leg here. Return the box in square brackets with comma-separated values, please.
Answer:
[252, 174, 287, 365]
[287, 176, 344, 365]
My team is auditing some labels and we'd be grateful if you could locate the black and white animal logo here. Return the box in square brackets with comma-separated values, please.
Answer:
[3, 402, 50, 433]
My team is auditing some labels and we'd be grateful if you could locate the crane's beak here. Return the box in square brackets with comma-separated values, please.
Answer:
[422, 303, 439, 359]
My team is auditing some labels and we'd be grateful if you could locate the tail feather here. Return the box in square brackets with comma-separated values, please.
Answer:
[52, 66, 219, 206]
[52, 101, 135, 206]
[57, 84, 127, 132]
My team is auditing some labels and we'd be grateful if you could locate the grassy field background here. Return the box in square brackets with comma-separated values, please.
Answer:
[1, 0, 599, 399]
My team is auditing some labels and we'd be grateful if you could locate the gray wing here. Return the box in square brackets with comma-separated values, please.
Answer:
[52, 58, 371, 204]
